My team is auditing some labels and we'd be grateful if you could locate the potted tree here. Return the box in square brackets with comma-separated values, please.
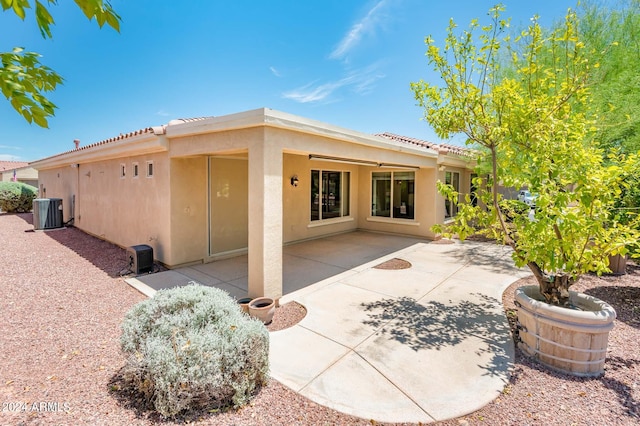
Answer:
[412, 5, 639, 376]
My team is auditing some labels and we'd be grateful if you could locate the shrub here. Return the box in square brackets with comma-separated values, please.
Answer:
[120, 284, 269, 417]
[0, 181, 37, 213]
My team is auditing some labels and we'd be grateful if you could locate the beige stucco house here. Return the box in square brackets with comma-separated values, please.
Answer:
[30, 108, 475, 300]
[0, 161, 38, 188]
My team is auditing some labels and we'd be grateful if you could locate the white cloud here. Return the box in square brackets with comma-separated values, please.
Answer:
[156, 110, 170, 117]
[330, 0, 389, 60]
[0, 154, 22, 161]
[282, 64, 385, 103]
[0, 145, 23, 161]
[270, 66, 282, 77]
[283, 79, 346, 103]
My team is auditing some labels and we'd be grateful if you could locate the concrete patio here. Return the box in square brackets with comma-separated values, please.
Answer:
[125, 231, 531, 423]
[125, 231, 429, 299]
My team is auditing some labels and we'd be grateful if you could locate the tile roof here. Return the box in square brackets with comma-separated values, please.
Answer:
[52, 127, 157, 159]
[376, 132, 476, 158]
[28, 114, 476, 167]
[31, 117, 214, 164]
[0, 161, 29, 171]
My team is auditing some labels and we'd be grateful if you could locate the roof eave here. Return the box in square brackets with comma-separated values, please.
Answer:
[166, 108, 440, 159]
[30, 132, 167, 170]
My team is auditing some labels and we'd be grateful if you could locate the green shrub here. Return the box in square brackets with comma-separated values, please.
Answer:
[0, 181, 37, 213]
[120, 284, 269, 417]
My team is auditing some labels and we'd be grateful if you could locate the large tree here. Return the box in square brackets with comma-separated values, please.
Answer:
[579, 0, 640, 155]
[1, 0, 120, 127]
[412, 5, 639, 305]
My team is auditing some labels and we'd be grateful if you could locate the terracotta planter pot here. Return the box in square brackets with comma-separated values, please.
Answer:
[248, 297, 276, 325]
[237, 297, 253, 314]
[515, 285, 616, 377]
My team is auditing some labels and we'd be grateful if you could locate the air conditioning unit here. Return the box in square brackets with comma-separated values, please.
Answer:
[33, 198, 64, 230]
[127, 244, 154, 275]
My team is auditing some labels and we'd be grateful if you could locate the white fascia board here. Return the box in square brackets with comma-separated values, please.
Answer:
[438, 152, 475, 169]
[30, 133, 167, 171]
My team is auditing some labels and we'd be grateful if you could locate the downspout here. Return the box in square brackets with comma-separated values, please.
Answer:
[66, 139, 81, 226]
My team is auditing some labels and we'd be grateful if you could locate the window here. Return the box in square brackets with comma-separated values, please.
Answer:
[133, 162, 139, 178]
[470, 173, 478, 207]
[311, 170, 350, 221]
[146, 161, 154, 178]
[120, 163, 126, 178]
[445, 171, 460, 218]
[371, 171, 415, 219]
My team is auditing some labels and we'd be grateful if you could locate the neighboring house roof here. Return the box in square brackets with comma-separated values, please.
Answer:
[376, 132, 476, 158]
[0, 161, 29, 171]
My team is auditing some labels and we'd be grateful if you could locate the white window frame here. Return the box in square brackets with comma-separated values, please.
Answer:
[146, 161, 154, 178]
[445, 171, 461, 219]
[310, 169, 350, 222]
[370, 170, 416, 220]
[132, 162, 139, 178]
[120, 163, 126, 179]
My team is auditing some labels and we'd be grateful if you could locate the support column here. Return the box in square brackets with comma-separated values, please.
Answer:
[247, 136, 283, 300]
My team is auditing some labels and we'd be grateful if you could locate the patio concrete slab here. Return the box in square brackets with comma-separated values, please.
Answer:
[293, 282, 393, 347]
[270, 237, 529, 423]
[283, 253, 347, 294]
[127, 270, 193, 296]
[190, 256, 248, 283]
[174, 266, 225, 287]
[341, 266, 447, 299]
[356, 326, 513, 421]
[298, 351, 432, 424]
[124, 232, 530, 424]
[268, 325, 350, 392]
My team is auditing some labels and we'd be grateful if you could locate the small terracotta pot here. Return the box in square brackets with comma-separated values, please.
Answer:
[237, 297, 253, 314]
[248, 297, 276, 325]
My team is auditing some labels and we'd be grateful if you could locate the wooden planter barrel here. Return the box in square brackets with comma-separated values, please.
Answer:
[515, 285, 616, 377]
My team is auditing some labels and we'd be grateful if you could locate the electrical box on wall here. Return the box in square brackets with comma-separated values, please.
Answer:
[127, 244, 154, 274]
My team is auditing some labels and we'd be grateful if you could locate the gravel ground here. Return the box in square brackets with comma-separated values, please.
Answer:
[1, 212, 638, 425]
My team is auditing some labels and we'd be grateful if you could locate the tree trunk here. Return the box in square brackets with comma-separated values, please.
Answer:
[527, 262, 575, 306]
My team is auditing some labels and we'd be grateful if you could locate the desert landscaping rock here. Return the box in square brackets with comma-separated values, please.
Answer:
[1, 212, 638, 425]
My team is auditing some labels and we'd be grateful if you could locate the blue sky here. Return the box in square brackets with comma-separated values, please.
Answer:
[0, 0, 577, 162]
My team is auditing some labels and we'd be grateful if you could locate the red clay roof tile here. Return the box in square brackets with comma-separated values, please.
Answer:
[376, 132, 476, 158]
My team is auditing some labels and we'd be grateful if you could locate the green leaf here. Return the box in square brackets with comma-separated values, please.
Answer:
[35, 0, 55, 39]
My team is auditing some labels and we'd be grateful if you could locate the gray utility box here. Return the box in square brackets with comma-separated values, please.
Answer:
[127, 244, 154, 275]
[33, 198, 64, 230]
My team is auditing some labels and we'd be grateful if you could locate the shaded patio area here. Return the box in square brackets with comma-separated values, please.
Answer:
[126, 230, 429, 299]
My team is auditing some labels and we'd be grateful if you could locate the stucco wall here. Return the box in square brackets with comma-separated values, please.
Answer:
[283, 153, 359, 243]
[73, 153, 170, 262]
[168, 157, 208, 266]
[37, 166, 78, 221]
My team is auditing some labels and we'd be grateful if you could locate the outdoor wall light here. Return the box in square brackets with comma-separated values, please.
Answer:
[290, 175, 299, 187]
